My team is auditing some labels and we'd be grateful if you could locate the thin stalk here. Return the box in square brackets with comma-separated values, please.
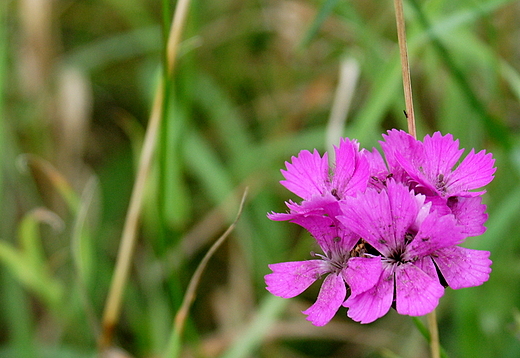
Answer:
[165, 189, 249, 358]
[393, 1, 440, 357]
[99, 82, 164, 351]
[166, 0, 191, 76]
[98, 0, 192, 351]
[427, 310, 441, 358]
[393, 0, 416, 138]
[413, 317, 449, 358]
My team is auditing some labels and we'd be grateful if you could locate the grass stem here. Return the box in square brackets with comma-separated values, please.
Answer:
[393, 0, 416, 138]
[165, 188, 248, 358]
[427, 310, 441, 358]
[393, 2, 440, 357]
[98, 0, 192, 351]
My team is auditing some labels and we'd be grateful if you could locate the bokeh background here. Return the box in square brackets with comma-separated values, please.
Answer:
[2, 0, 520, 357]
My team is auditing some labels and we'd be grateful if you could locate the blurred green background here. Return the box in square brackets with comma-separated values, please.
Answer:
[1, 0, 520, 357]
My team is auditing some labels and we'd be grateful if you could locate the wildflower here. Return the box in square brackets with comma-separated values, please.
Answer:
[338, 180, 491, 324]
[265, 139, 370, 326]
[265, 207, 358, 326]
[387, 131, 496, 199]
[272, 138, 369, 218]
[381, 130, 495, 236]
[265, 131, 494, 325]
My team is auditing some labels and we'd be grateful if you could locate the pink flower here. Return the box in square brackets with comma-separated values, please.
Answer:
[270, 138, 369, 220]
[265, 138, 372, 326]
[338, 181, 491, 324]
[265, 131, 495, 325]
[386, 131, 496, 199]
[381, 130, 495, 236]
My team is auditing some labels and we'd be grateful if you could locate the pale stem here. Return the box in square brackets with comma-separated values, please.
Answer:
[98, 0, 192, 351]
[165, 189, 249, 357]
[427, 310, 441, 358]
[98, 85, 164, 351]
[393, 0, 416, 139]
[393, 1, 439, 356]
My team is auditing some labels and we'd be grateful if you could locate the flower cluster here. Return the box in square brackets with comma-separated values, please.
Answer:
[265, 130, 495, 325]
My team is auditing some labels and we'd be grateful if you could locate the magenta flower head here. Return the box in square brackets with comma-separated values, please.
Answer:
[265, 130, 494, 326]
[338, 180, 492, 324]
[388, 131, 496, 199]
[269, 138, 369, 221]
[265, 138, 370, 326]
[381, 130, 496, 236]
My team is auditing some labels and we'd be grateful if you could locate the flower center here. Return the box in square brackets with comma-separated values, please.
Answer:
[310, 237, 349, 274]
[385, 232, 415, 265]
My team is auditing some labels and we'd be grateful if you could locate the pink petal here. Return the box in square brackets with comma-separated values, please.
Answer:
[285, 197, 341, 221]
[432, 246, 492, 289]
[332, 138, 370, 198]
[267, 212, 294, 221]
[421, 132, 464, 178]
[380, 129, 421, 174]
[291, 213, 358, 253]
[385, 181, 425, 247]
[265, 260, 327, 298]
[447, 196, 488, 236]
[395, 263, 444, 316]
[343, 256, 383, 296]
[394, 149, 435, 195]
[289, 212, 335, 240]
[364, 148, 387, 173]
[270, 200, 358, 253]
[339, 190, 392, 256]
[413, 256, 439, 280]
[302, 273, 346, 326]
[267, 195, 337, 222]
[267, 205, 300, 221]
[340, 181, 420, 255]
[412, 196, 433, 231]
[344, 266, 394, 324]
[406, 212, 464, 259]
[363, 148, 391, 190]
[293, 195, 338, 213]
[447, 149, 496, 196]
[280, 149, 329, 200]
